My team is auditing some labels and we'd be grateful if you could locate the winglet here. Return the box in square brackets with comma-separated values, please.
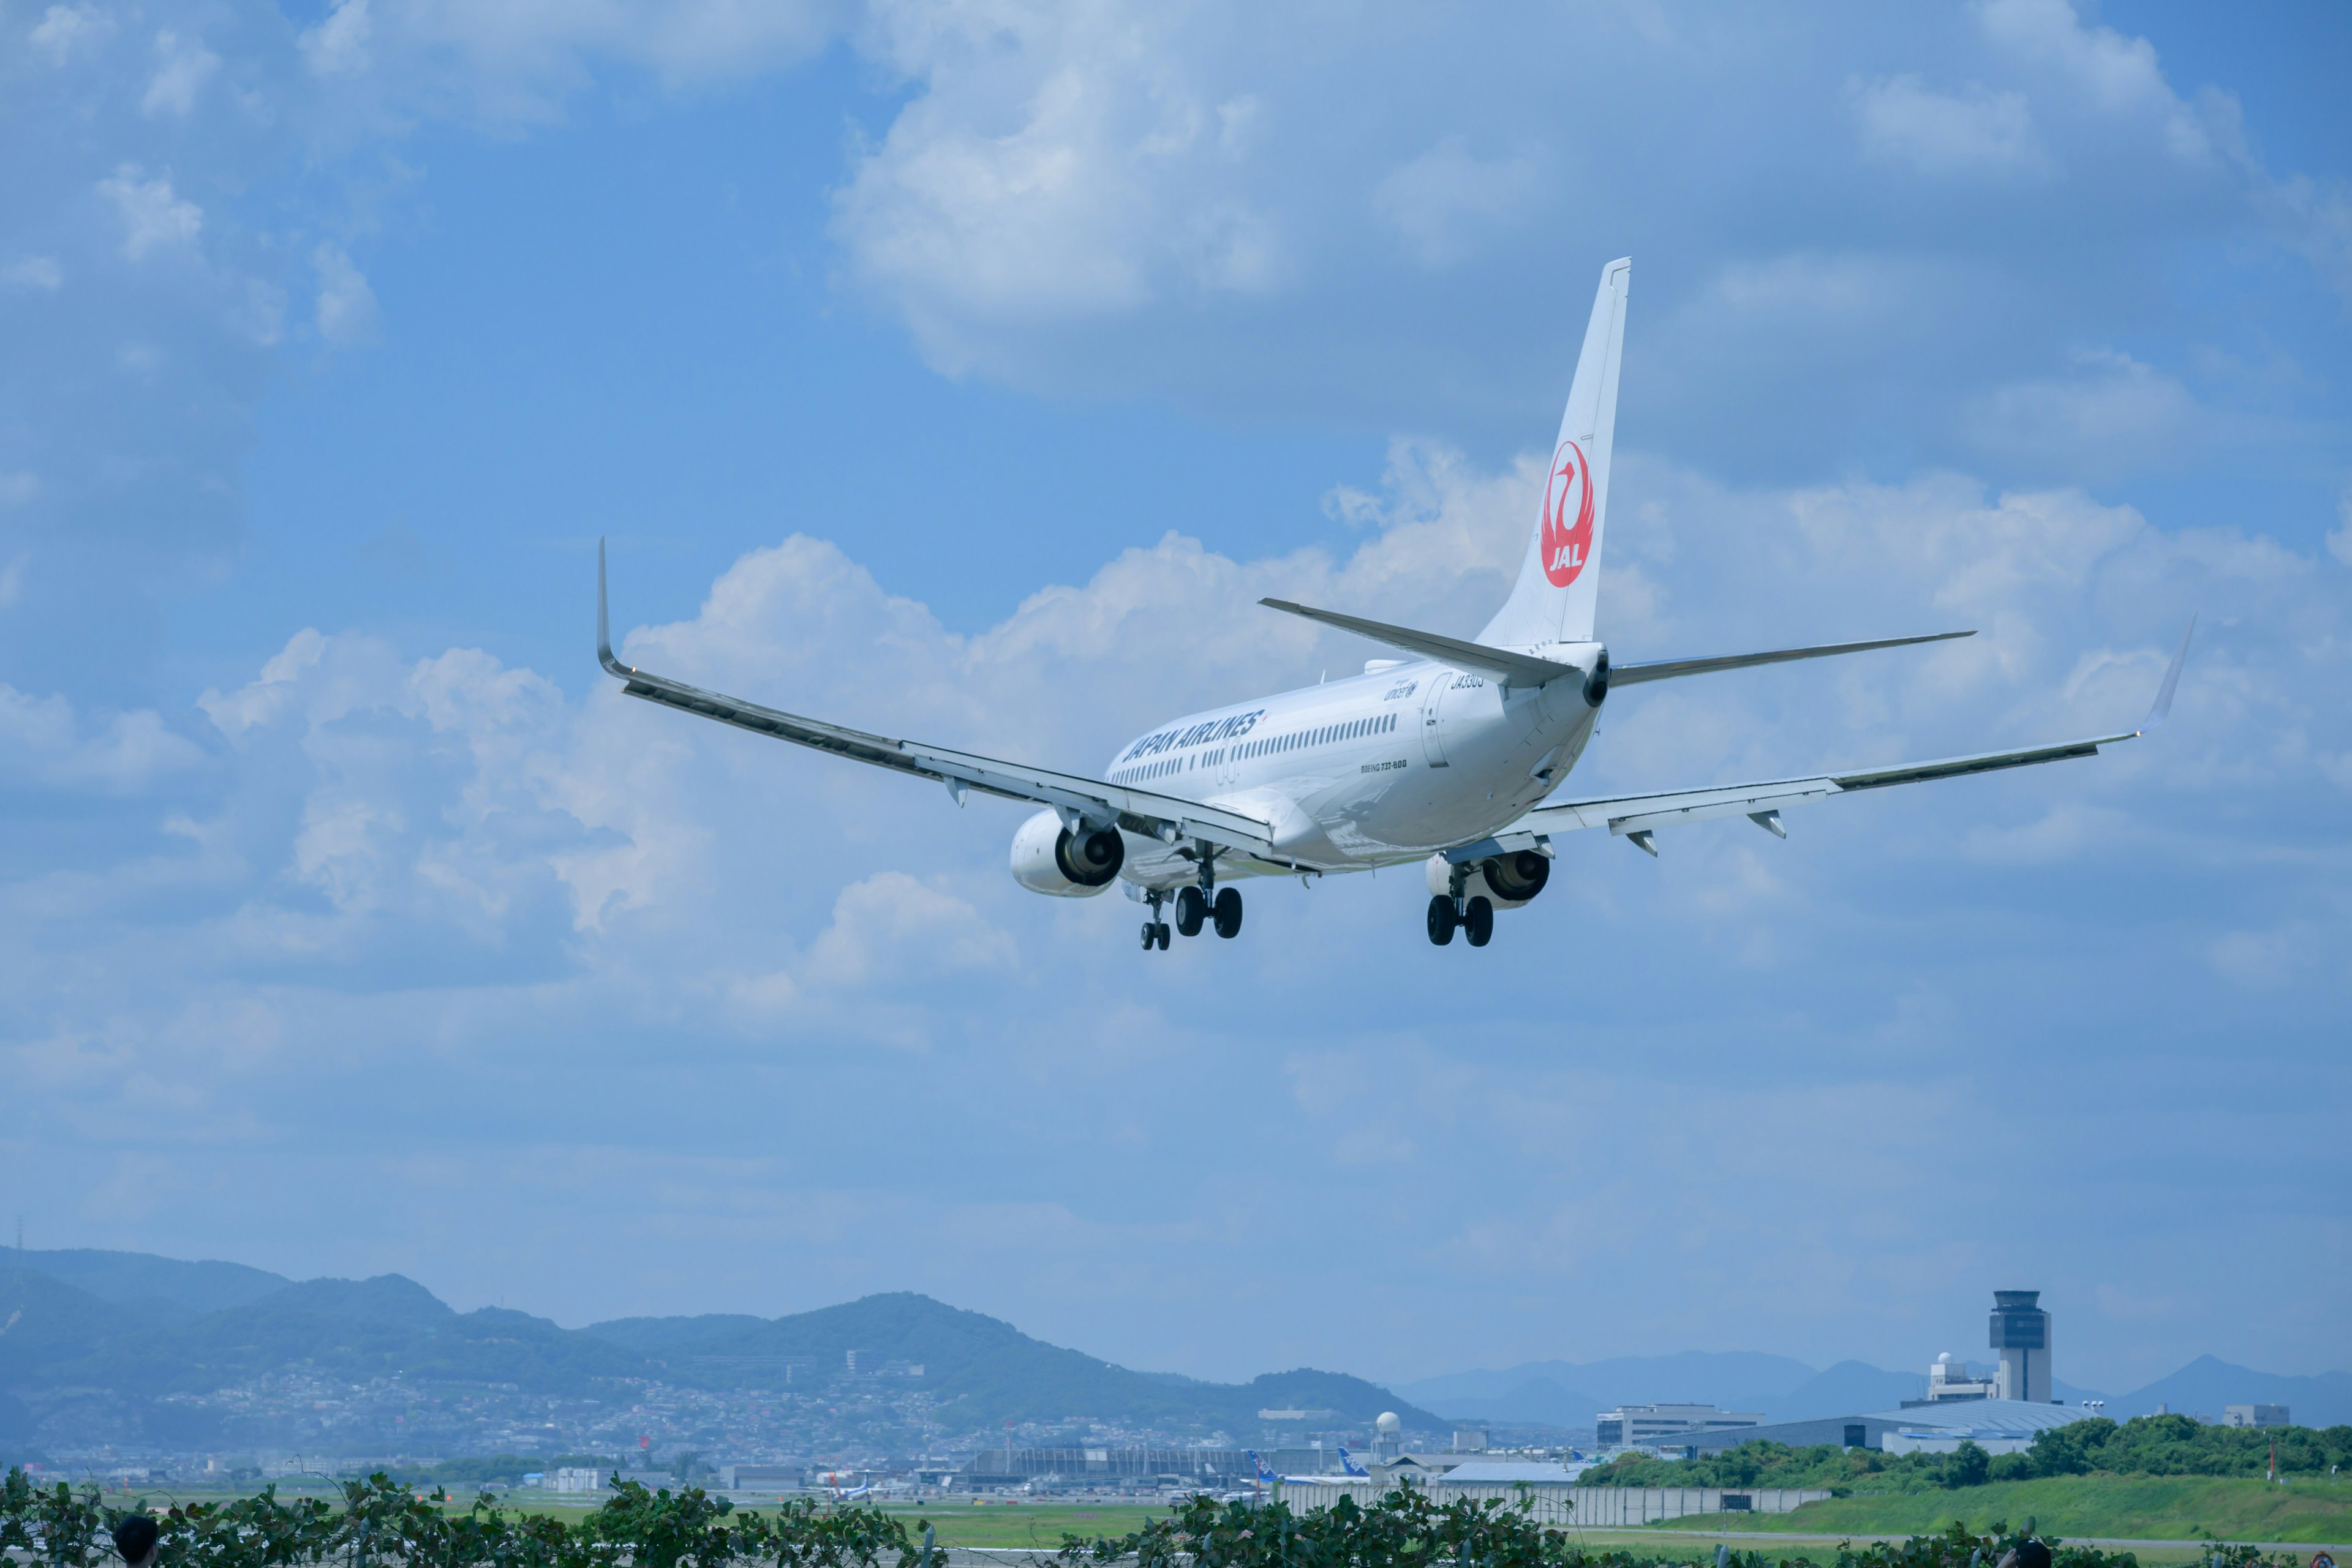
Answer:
[2141, 614, 2195, 733]
[596, 537, 631, 677]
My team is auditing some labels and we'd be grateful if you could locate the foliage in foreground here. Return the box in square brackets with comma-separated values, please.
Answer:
[1058, 1490, 2312, 1568]
[1575, 1417, 2352, 1494]
[0, 1469, 925, 1568]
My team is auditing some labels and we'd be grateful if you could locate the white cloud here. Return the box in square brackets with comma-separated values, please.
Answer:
[300, 0, 835, 117]
[314, 243, 379, 345]
[1372, 138, 1542, 270]
[28, 3, 115, 63]
[300, 0, 372, 75]
[1851, 75, 2046, 178]
[1964, 349, 2201, 478]
[802, 871, 1017, 990]
[141, 29, 221, 117]
[2, 257, 63, 290]
[97, 165, 203, 261]
[832, 2, 1285, 365]
[0, 685, 203, 791]
[1973, 0, 2212, 162]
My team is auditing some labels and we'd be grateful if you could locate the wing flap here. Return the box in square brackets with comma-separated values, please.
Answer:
[1490, 729, 2143, 853]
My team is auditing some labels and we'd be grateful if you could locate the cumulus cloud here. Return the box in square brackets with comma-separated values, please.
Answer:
[29, 3, 115, 63]
[1372, 138, 1542, 270]
[295, 0, 835, 119]
[313, 243, 379, 345]
[141, 29, 221, 117]
[1850, 75, 2046, 177]
[2, 257, 64, 290]
[97, 165, 203, 260]
[0, 685, 203, 791]
[832, 2, 1286, 365]
[300, 0, 372, 75]
[1963, 349, 2202, 479]
[1975, 0, 2196, 141]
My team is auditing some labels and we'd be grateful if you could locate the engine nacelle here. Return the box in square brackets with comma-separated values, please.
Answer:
[1011, 809, 1126, 897]
[1425, 848, 1552, 910]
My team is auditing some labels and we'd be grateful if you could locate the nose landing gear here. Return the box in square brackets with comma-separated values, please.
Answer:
[1140, 890, 1171, 951]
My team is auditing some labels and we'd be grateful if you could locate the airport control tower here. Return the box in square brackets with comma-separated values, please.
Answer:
[1989, 1290, 2052, 1403]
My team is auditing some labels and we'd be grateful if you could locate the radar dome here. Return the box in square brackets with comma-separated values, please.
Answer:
[1376, 1411, 1402, 1434]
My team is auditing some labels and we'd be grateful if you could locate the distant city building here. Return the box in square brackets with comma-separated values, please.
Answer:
[1594, 1403, 1765, 1449]
[720, 1464, 805, 1490]
[1670, 1398, 2091, 1457]
[551, 1469, 605, 1494]
[1989, 1290, 2052, 1403]
[1452, 1428, 1490, 1453]
[2222, 1405, 2289, 1428]
[1911, 1353, 2001, 1404]
[1257, 1409, 1336, 1422]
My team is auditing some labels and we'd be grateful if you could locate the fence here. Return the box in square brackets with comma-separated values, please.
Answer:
[1274, 1482, 1833, 1525]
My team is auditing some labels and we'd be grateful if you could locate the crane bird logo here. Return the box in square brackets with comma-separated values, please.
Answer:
[1540, 439, 1595, 588]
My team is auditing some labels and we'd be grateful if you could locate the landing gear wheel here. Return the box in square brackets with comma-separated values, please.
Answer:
[1155, 922, 1170, 949]
[1174, 885, 1206, 937]
[1212, 887, 1243, 938]
[1426, 894, 1457, 946]
[1464, 895, 1494, 948]
[1140, 921, 1157, 951]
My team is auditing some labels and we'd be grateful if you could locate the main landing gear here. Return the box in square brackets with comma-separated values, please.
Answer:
[1427, 893, 1494, 946]
[1141, 856, 1243, 951]
[1427, 861, 1494, 948]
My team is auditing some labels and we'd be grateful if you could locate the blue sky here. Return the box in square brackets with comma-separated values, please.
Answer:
[2, 0, 2347, 1400]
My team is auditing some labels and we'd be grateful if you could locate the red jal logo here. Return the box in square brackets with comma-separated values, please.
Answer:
[1540, 439, 1595, 587]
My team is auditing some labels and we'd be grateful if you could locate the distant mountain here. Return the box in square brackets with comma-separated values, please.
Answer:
[1393, 1351, 1817, 1422]
[2112, 1355, 2352, 1427]
[1400, 1376, 1600, 1428]
[1730, 1360, 1924, 1422]
[2, 1246, 292, 1315]
[1, 1249, 1444, 1448]
[587, 1291, 1445, 1431]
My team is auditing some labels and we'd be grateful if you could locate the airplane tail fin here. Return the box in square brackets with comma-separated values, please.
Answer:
[1479, 257, 1631, 649]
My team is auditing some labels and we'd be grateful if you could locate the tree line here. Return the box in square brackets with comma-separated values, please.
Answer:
[1572, 1415, 2352, 1493]
[0, 1466, 2318, 1568]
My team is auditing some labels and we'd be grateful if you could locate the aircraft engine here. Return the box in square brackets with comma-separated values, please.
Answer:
[1010, 808, 1126, 896]
[1425, 848, 1551, 910]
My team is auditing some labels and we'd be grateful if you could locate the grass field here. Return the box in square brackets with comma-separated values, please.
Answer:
[1649, 1475, 2352, 1546]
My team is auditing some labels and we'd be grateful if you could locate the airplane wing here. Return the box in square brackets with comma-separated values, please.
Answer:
[597, 541, 1284, 862]
[1469, 619, 2193, 858]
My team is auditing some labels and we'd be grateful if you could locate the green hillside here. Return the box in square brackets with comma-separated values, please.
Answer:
[1664, 1474, 2352, 1544]
[588, 1290, 1441, 1429]
[1, 1253, 1436, 1441]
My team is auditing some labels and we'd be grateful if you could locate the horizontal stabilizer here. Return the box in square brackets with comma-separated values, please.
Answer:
[1258, 599, 1579, 685]
[1611, 629, 1972, 687]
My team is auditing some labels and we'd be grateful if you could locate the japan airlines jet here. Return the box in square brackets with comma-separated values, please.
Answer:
[597, 258, 2192, 952]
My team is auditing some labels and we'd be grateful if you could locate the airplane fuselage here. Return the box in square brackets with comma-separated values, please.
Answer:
[1105, 643, 1605, 888]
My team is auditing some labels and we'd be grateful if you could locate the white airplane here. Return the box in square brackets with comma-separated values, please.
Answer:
[597, 257, 2191, 951]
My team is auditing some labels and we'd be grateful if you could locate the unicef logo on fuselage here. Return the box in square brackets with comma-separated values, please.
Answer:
[1540, 439, 1595, 588]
